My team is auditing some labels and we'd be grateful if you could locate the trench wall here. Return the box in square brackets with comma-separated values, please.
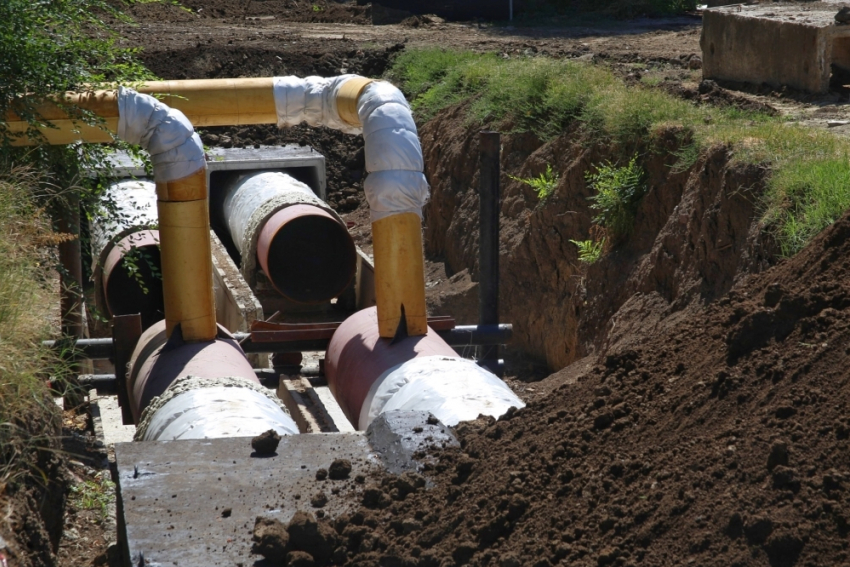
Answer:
[421, 107, 776, 370]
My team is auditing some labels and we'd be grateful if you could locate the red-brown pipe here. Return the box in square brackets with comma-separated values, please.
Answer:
[256, 204, 356, 303]
[101, 230, 164, 330]
[324, 306, 457, 429]
[126, 320, 258, 423]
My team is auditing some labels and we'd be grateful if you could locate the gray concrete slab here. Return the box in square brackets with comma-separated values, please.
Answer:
[702, 3, 850, 93]
[115, 434, 376, 567]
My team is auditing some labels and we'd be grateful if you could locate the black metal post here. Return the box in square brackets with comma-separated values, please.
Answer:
[113, 314, 142, 425]
[478, 131, 502, 375]
[57, 190, 86, 409]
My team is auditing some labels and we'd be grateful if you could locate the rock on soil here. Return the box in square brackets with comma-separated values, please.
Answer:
[251, 429, 281, 454]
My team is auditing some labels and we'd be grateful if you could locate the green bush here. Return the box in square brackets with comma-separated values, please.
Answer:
[585, 155, 646, 239]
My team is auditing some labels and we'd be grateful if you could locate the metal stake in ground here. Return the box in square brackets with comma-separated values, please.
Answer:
[478, 131, 502, 375]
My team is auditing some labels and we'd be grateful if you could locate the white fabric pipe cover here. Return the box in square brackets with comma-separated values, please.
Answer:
[117, 86, 205, 183]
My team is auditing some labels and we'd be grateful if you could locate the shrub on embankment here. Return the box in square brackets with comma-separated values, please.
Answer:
[388, 48, 850, 258]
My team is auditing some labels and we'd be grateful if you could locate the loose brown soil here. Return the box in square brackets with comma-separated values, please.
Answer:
[11, 1, 850, 566]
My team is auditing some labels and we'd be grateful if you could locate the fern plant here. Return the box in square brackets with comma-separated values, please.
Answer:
[585, 155, 646, 239]
[509, 164, 560, 201]
[569, 237, 606, 265]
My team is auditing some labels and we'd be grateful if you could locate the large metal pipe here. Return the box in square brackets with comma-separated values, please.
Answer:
[127, 320, 297, 438]
[325, 307, 524, 430]
[222, 171, 356, 302]
[8, 76, 431, 339]
[18, 86, 298, 440]
[91, 179, 163, 329]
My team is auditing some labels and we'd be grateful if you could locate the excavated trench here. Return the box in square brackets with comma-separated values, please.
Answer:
[15, 4, 850, 567]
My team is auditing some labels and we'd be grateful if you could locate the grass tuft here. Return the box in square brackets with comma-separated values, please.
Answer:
[0, 167, 64, 487]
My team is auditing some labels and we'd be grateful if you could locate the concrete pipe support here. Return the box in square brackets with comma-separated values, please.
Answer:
[90, 180, 163, 330]
[325, 307, 524, 430]
[222, 171, 356, 302]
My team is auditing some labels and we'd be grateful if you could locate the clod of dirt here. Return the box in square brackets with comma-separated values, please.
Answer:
[251, 429, 280, 454]
[287, 550, 316, 567]
[767, 440, 789, 470]
[310, 491, 328, 508]
[315, 468, 328, 481]
[328, 458, 352, 480]
[286, 510, 339, 564]
[361, 484, 392, 509]
[251, 516, 289, 563]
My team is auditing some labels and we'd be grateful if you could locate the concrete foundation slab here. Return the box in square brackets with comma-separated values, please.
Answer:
[702, 4, 850, 93]
[115, 434, 376, 567]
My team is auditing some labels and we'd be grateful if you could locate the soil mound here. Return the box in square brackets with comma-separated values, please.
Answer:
[337, 207, 850, 567]
[122, 0, 370, 25]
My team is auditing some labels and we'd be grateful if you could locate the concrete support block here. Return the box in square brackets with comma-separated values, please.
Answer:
[702, 5, 850, 94]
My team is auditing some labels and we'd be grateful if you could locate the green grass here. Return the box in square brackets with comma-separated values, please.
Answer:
[0, 167, 64, 487]
[388, 48, 850, 257]
[70, 471, 116, 521]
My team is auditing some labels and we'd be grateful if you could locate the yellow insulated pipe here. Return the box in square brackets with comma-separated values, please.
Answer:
[6, 77, 428, 339]
[5, 78, 277, 144]
[156, 169, 217, 342]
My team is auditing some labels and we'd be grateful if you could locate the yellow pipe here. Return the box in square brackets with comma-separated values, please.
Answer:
[371, 212, 428, 338]
[6, 90, 119, 146]
[156, 169, 217, 342]
[137, 78, 278, 127]
[337, 77, 374, 127]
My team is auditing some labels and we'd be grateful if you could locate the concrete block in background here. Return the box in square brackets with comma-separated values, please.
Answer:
[702, 5, 850, 93]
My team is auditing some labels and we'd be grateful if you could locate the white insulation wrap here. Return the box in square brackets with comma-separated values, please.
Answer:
[117, 86, 205, 182]
[356, 80, 430, 222]
[222, 171, 341, 286]
[273, 75, 362, 135]
[135, 375, 299, 441]
[359, 355, 525, 429]
[89, 179, 158, 268]
[272, 75, 429, 222]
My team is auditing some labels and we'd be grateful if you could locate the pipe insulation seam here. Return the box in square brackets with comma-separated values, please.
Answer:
[358, 355, 525, 429]
[271, 75, 430, 222]
[117, 86, 205, 182]
[273, 75, 362, 135]
[135, 375, 299, 441]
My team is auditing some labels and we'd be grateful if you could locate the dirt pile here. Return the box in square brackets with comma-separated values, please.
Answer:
[422, 109, 775, 370]
[120, 0, 371, 25]
[331, 207, 850, 567]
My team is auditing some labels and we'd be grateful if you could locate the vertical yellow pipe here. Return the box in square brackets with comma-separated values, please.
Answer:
[371, 213, 428, 338]
[155, 169, 217, 342]
[338, 77, 429, 338]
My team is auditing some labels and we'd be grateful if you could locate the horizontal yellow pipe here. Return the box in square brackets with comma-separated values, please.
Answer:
[137, 78, 277, 127]
[5, 79, 279, 145]
[372, 212, 428, 338]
